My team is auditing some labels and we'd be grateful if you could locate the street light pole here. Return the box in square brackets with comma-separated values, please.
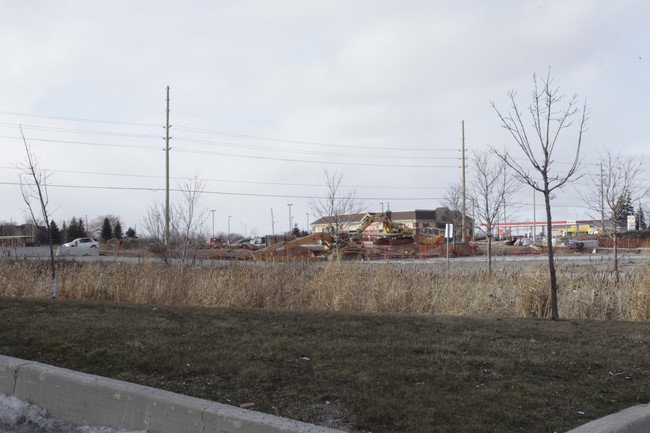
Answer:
[380, 202, 384, 213]
[287, 204, 293, 234]
[211, 209, 216, 239]
[228, 215, 231, 244]
[306, 212, 309, 234]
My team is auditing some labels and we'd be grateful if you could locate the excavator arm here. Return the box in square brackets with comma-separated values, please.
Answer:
[251, 232, 334, 261]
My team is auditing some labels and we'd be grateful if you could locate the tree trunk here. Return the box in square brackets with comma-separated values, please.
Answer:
[613, 229, 619, 283]
[487, 232, 493, 275]
[544, 190, 559, 319]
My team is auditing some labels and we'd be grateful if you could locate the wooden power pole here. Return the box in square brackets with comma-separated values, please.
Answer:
[461, 120, 466, 242]
[164, 86, 171, 247]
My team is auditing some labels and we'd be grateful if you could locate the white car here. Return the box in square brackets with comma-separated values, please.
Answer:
[62, 237, 100, 248]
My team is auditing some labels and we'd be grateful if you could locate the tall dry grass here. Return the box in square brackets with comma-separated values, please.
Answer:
[1, 259, 648, 320]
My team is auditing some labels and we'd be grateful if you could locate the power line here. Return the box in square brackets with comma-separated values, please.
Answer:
[0, 112, 460, 154]
[0, 181, 444, 200]
[1, 125, 457, 160]
[0, 135, 160, 151]
[172, 146, 460, 168]
[174, 125, 459, 152]
[0, 166, 452, 190]
[173, 136, 458, 160]
[1, 133, 460, 168]
[0, 122, 160, 139]
[0, 110, 159, 127]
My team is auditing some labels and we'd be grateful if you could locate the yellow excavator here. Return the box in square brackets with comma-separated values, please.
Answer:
[354, 212, 414, 245]
[356, 213, 414, 237]
[250, 232, 366, 261]
[251, 232, 334, 261]
[355, 212, 443, 245]
[251, 213, 442, 261]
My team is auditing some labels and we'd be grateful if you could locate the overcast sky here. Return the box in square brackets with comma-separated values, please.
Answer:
[1, 0, 649, 238]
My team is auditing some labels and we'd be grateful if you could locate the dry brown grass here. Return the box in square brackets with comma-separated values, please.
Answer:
[2, 259, 648, 320]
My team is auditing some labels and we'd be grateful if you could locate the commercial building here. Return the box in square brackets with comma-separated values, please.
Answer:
[484, 220, 602, 239]
[311, 208, 472, 238]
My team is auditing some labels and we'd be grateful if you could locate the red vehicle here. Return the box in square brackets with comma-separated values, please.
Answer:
[206, 237, 226, 245]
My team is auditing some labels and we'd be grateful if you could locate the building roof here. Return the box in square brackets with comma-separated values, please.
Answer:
[311, 209, 454, 225]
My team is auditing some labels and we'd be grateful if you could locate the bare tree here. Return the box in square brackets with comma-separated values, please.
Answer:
[89, 214, 122, 238]
[309, 170, 365, 249]
[143, 175, 208, 264]
[174, 174, 209, 264]
[470, 150, 518, 275]
[442, 182, 465, 243]
[17, 128, 57, 298]
[492, 70, 588, 319]
[582, 150, 645, 281]
[143, 201, 173, 248]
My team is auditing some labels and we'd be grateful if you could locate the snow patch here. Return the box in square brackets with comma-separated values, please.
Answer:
[0, 393, 147, 433]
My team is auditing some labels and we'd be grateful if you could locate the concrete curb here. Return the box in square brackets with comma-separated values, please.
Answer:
[564, 404, 650, 433]
[0, 355, 345, 433]
[0, 246, 99, 258]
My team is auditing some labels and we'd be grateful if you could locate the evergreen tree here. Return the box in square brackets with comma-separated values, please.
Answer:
[113, 221, 123, 239]
[101, 217, 112, 240]
[49, 220, 61, 244]
[292, 224, 308, 237]
[61, 221, 68, 243]
[78, 217, 86, 237]
[68, 217, 79, 238]
[125, 227, 136, 238]
[67, 217, 86, 239]
[613, 193, 634, 223]
[636, 205, 647, 230]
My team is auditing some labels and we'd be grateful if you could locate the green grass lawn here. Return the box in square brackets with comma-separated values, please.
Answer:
[0, 297, 648, 433]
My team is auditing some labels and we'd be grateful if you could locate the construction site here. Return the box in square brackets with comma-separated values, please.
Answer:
[94, 208, 650, 262]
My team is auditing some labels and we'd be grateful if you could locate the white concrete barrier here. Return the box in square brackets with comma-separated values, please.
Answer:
[564, 404, 650, 433]
[0, 246, 99, 258]
[0, 355, 344, 433]
[56, 246, 100, 257]
[5, 355, 646, 433]
[1, 246, 53, 259]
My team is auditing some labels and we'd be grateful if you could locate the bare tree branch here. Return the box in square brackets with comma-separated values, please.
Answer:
[581, 149, 645, 281]
[492, 70, 588, 319]
[309, 170, 365, 249]
[17, 126, 57, 298]
[470, 150, 518, 274]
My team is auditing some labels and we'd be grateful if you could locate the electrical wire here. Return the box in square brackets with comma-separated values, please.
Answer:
[0, 166, 451, 190]
[0, 181, 444, 200]
[0, 110, 160, 127]
[1, 134, 461, 168]
[173, 125, 460, 152]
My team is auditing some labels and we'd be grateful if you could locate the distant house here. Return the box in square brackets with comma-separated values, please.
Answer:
[0, 223, 41, 246]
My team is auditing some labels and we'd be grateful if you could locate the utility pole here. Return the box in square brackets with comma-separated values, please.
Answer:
[287, 204, 293, 234]
[503, 169, 507, 240]
[270, 208, 275, 236]
[211, 209, 216, 238]
[600, 162, 605, 234]
[461, 120, 466, 242]
[164, 86, 171, 247]
[533, 189, 536, 240]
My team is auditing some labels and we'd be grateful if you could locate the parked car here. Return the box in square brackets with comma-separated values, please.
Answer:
[566, 240, 584, 249]
[62, 237, 100, 248]
[206, 237, 226, 245]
